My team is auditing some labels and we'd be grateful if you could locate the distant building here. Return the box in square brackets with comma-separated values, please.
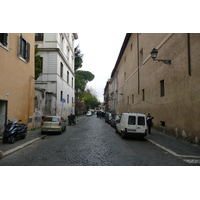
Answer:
[0, 33, 35, 134]
[109, 33, 200, 143]
[103, 79, 111, 112]
[35, 33, 78, 119]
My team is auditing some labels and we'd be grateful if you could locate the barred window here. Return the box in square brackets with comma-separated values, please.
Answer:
[35, 33, 44, 41]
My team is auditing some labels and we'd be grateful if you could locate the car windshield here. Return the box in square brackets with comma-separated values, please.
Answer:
[44, 117, 59, 122]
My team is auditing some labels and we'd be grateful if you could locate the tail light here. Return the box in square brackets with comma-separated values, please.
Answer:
[58, 118, 61, 126]
[125, 128, 128, 132]
[41, 118, 46, 126]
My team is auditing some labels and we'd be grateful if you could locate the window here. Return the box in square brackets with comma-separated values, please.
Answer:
[128, 116, 136, 125]
[60, 91, 63, 101]
[35, 33, 44, 41]
[130, 43, 133, 51]
[160, 80, 165, 97]
[67, 71, 69, 83]
[0, 33, 8, 47]
[160, 121, 165, 127]
[60, 62, 63, 78]
[72, 77, 74, 88]
[38, 57, 43, 71]
[139, 48, 143, 66]
[127, 96, 129, 105]
[132, 94, 134, 104]
[138, 117, 145, 125]
[19, 34, 30, 62]
[142, 89, 145, 101]
[67, 95, 69, 103]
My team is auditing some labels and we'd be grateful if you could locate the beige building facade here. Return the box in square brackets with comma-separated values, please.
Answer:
[0, 33, 35, 134]
[109, 33, 200, 143]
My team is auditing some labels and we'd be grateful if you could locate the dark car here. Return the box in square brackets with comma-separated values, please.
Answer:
[105, 113, 112, 124]
[110, 115, 121, 128]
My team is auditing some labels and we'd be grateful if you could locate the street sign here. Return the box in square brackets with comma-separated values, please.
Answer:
[61, 99, 66, 103]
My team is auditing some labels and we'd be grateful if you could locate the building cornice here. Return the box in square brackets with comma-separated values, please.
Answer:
[111, 33, 131, 78]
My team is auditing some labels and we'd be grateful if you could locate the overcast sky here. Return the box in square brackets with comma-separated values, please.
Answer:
[75, 33, 125, 102]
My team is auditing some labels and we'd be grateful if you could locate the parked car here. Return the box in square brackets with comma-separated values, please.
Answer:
[41, 116, 66, 134]
[105, 113, 112, 124]
[116, 113, 147, 139]
[110, 115, 121, 128]
[86, 111, 92, 116]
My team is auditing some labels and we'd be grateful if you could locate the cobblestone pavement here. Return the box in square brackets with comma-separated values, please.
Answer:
[0, 115, 200, 166]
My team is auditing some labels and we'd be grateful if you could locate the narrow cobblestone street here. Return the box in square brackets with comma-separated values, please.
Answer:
[1, 115, 198, 166]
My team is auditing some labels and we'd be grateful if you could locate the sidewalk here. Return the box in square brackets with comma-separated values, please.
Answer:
[146, 129, 200, 159]
[0, 123, 200, 160]
[0, 129, 45, 158]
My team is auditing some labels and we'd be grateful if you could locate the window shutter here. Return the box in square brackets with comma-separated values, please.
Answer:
[26, 42, 30, 62]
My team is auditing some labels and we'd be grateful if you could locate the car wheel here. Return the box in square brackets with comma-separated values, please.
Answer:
[2, 137, 7, 143]
[9, 135, 16, 144]
[120, 131, 126, 139]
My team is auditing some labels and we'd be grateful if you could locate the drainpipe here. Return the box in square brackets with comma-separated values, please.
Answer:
[187, 33, 191, 76]
[137, 33, 140, 94]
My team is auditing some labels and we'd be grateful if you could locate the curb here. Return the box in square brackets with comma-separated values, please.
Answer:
[0, 135, 46, 159]
[146, 138, 200, 159]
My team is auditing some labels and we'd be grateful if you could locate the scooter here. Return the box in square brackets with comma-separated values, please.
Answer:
[2, 119, 27, 144]
[68, 115, 77, 125]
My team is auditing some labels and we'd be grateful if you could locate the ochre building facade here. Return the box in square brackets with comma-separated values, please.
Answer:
[0, 33, 35, 134]
[108, 33, 200, 143]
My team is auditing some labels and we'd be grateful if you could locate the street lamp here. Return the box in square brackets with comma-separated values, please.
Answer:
[150, 48, 171, 65]
[116, 90, 123, 95]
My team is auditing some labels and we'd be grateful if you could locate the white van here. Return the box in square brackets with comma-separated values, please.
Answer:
[116, 113, 147, 139]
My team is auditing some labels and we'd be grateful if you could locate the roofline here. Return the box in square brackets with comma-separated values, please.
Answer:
[111, 33, 132, 77]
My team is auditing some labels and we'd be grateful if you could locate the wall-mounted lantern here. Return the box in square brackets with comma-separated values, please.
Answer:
[116, 90, 123, 95]
[150, 48, 171, 65]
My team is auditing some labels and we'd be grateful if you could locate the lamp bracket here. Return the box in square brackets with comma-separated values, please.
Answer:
[153, 58, 171, 65]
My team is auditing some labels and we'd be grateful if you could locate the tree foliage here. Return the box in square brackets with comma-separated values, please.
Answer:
[75, 45, 83, 71]
[35, 45, 42, 80]
[83, 92, 101, 109]
[74, 45, 95, 92]
[74, 45, 100, 109]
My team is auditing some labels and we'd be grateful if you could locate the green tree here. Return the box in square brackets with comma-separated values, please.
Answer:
[75, 45, 83, 71]
[35, 45, 42, 79]
[75, 70, 95, 92]
[83, 93, 100, 109]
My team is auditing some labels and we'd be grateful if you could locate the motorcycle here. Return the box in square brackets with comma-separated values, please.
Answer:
[68, 114, 76, 125]
[2, 119, 27, 144]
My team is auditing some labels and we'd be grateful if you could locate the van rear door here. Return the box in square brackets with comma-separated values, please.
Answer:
[136, 115, 146, 133]
[127, 115, 136, 132]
